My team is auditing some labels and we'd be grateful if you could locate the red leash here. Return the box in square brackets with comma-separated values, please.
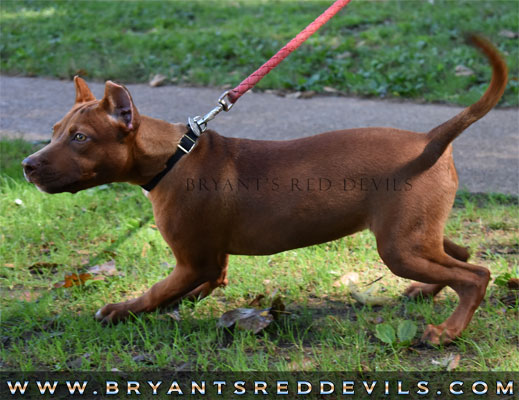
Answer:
[228, 0, 352, 104]
[189, 0, 352, 135]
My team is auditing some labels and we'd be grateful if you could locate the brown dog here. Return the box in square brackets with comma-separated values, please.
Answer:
[22, 36, 507, 345]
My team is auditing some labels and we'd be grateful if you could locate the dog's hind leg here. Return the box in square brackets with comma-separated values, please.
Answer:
[404, 237, 470, 299]
[375, 217, 490, 344]
[377, 234, 489, 345]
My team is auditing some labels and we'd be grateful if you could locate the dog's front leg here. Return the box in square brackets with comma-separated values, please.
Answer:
[95, 262, 219, 323]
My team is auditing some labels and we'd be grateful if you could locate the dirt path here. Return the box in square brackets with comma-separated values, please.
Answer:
[1, 76, 517, 194]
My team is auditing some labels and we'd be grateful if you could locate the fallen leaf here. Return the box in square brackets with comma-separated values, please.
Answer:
[76, 250, 90, 255]
[4, 263, 15, 268]
[248, 294, 265, 307]
[447, 354, 461, 371]
[28, 262, 59, 275]
[141, 243, 150, 258]
[299, 91, 316, 99]
[287, 358, 314, 371]
[499, 29, 519, 39]
[500, 292, 519, 308]
[323, 86, 339, 93]
[455, 65, 474, 76]
[166, 310, 181, 321]
[6, 289, 44, 302]
[265, 89, 286, 97]
[132, 353, 156, 364]
[432, 353, 456, 367]
[348, 282, 392, 306]
[54, 273, 92, 288]
[149, 74, 167, 87]
[286, 91, 302, 99]
[67, 353, 91, 369]
[270, 295, 286, 320]
[337, 51, 352, 59]
[218, 308, 274, 334]
[333, 271, 359, 288]
[87, 260, 118, 276]
[507, 278, 519, 290]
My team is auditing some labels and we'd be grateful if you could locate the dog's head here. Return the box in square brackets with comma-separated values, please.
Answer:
[22, 77, 141, 193]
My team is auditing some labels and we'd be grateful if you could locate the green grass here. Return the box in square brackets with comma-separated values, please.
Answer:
[1, 139, 518, 371]
[1, 0, 518, 106]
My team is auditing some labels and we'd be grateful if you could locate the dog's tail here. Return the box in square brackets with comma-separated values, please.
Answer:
[417, 35, 507, 170]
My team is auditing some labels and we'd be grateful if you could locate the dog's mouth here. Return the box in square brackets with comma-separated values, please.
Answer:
[23, 169, 32, 184]
[24, 168, 85, 194]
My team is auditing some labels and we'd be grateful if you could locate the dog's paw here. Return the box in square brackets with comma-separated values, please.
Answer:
[421, 324, 456, 346]
[404, 283, 442, 299]
[94, 303, 131, 324]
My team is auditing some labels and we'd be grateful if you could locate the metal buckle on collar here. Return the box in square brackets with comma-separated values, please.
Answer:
[177, 143, 191, 154]
[177, 130, 198, 154]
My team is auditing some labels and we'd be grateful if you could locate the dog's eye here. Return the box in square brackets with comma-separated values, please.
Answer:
[73, 133, 87, 142]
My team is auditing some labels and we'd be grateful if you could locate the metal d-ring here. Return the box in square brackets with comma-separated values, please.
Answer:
[188, 90, 235, 136]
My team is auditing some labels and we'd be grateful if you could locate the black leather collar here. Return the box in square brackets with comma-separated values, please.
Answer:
[140, 126, 199, 192]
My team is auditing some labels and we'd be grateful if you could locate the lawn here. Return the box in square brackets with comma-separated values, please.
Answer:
[1, 0, 518, 106]
[1, 139, 517, 372]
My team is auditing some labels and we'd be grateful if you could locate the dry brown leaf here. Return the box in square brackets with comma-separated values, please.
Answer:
[270, 295, 286, 320]
[499, 29, 519, 39]
[333, 271, 359, 287]
[132, 353, 156, 364]
[287, 358, 314, 371]
[7, 289, 44, 302]
[337, 51, 352, 59]
[87, 260, 118, 276]
[248, 294, 265, 307]
[500, 292, 519, 307]
[236, 310, 273, 333]
[455, 65, 474, 77]
[4, 263, 15, 268]
[28, 262, 59, 274]
[141, 243, 150, 258]
[218, 308, 274, 334]
[507, 278, 519, 290]
[166, 310, 181, 321]
[54, 273, 92, 288]
[323, 86, 339, 93]
[149, 74, 167, 87]
[348, 282, 392, 306]
[432, 353, 457, 368]
[299, 91, 316, 99]
[67, 353, 91, 369]
[447, 354, 461, 371]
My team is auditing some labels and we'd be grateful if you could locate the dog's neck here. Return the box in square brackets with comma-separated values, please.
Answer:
[128, 116, 188, 185]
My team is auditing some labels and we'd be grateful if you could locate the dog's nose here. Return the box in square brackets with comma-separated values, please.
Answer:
[22, 156, 39, 174]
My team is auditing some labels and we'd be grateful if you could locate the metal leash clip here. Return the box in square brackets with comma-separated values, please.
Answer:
[188, 90, 234, 136]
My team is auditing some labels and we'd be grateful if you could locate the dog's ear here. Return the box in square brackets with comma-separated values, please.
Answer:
[74, 76, 96, 103]
[100, 81, 141, 133]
